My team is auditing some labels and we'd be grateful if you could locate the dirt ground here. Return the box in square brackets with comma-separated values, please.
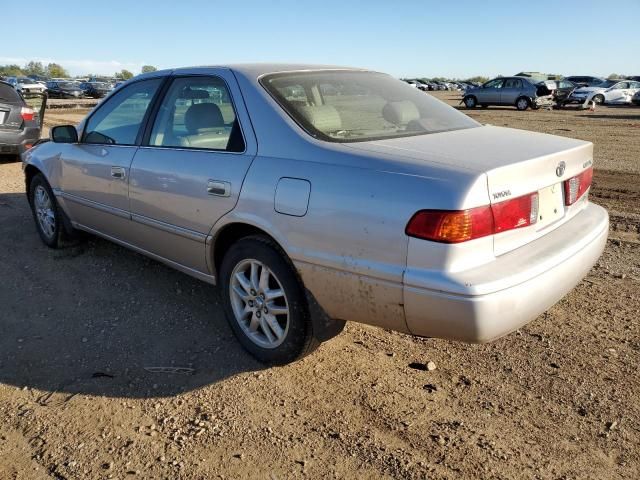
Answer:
[0, 92, 638, 480]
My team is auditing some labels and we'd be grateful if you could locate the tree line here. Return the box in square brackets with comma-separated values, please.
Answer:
[0, 61, 157, 80]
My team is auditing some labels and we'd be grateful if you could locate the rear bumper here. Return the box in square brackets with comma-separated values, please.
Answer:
[404, 203, 609, 342]
[0, 126, 41, 154]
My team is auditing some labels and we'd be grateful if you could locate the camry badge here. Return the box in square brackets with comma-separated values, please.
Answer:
[556, 161, 566, 177]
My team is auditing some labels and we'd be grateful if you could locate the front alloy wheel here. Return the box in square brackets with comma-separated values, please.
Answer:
[33, 185, 56, 241]
[29, 173, 76, 248]
[464, 96, 477, 108]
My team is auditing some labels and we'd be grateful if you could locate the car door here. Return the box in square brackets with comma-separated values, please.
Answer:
[56, 77, 164, 240]
[477, 78, 503, 104]
[605, 82, 629, 102]
[499, 78, 523, 105]
[629, 81, 640, 96]
[127, 69, 257, 274]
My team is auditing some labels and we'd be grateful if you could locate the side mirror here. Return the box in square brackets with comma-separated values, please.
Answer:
[51, 125, 78, 143]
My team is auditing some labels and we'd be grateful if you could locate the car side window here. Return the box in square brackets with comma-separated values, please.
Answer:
[612, 82, 628, 89]
[148, 76, 244, 152]
[484, 79, 503, 89]
[83, 78, 162, 145]
[504, 79, 521, 89]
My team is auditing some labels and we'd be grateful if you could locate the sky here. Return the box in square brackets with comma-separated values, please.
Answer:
[2, 0, 639, 79]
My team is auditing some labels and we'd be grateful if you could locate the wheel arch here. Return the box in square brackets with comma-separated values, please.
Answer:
[210, 221, 290, 280]
[24, 164, 44, 203]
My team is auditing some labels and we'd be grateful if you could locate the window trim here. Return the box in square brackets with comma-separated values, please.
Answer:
[140, 74, 247, 155]
[80, 76, 168, 147]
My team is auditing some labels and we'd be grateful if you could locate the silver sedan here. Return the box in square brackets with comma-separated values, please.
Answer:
[23, 64, 608, 364]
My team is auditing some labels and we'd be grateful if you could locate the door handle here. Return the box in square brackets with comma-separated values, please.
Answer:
[111, 166, 126, 179]
[207, 180, 231, 197]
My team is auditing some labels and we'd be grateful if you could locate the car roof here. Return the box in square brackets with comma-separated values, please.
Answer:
[140, 63, 371, 80]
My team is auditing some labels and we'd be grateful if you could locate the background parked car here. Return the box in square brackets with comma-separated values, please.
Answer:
[569, 79, 640, 105]
[79, 82, 112, 98]
[5, 77, 47, 95]
[0, 80, 41, 156]
[46, 81, 85, 99]
[564, 76, 605, 87]
[463, 76, 554, 110]
[632, 90, 640, 106]
[551, 79, 577, 106]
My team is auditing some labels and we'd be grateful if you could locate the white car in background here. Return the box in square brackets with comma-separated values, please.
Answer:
[5, 77, 47, 95]
[569, 79, 640, 105]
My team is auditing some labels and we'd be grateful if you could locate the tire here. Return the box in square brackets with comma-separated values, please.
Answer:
[28, 173, 77, 248]
[463, 96, 477, 108]
[515, 97, 530, 111]
[592, 94, 605, 105]
[220, 235, 319, 365]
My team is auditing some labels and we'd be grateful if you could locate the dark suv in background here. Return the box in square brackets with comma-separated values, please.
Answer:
[79, 81, 112, 98]
[564, 76, 605, 87]
[0, 81, 41, 157]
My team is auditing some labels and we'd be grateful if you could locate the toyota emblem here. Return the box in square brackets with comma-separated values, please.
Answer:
[556, 161, 566, 177]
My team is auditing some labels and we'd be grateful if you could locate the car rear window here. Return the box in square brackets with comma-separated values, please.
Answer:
[0, 82, 23, 104]
[261, 71, 479, 143]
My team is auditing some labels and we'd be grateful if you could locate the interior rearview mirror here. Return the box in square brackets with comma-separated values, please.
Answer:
[51, 125, 78, 143]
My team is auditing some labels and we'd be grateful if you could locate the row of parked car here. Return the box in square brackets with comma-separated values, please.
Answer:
[407, 74, 640, 110]
[405, 79, 480, 91]
[1, 76, 121, 99]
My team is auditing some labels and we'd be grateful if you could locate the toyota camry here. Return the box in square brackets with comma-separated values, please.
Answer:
[22, 64, 608, 364]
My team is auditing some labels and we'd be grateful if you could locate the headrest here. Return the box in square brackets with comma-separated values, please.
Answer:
[180, 88, 210, 100]
[184, 103, 224, 134]
[298, 105, 342, 133]
[383, 101, 420, 125]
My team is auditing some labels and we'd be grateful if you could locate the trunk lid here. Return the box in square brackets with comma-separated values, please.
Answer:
[344, 125, 593, 256]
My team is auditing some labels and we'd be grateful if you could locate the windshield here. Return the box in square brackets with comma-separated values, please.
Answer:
[58, 82, 77, 89]
[595, 79, 616, 88]
[261, 71, 479, 143]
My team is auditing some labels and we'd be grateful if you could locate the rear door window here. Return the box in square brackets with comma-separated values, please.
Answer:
[148, 76, 244, 152]
[83, 78, 162, 145]
[503, 78, 522, 89]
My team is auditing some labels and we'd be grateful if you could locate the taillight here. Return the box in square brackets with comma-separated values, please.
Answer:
[21, 107, 35, 122]
[405, 206, 494, 243]
[492, 193, 538, 233]
[406, 193, 539, 244]
[564, 167, 593, 205]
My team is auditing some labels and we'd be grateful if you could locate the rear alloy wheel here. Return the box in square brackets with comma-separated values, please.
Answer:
[220, 235, 318, 364]
[230, 259, 290, 349]
[592, 94, 605, 105]
[464, 96, 477, 108]
[516, 97, 530, 111]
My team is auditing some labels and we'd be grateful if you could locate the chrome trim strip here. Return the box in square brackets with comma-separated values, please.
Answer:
[58, 191, 130, 219]
[72, 222, 216, 285]
[131, 213, 207, 242]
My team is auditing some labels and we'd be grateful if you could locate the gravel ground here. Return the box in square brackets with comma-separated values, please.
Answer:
[0, 93, 638, 479]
